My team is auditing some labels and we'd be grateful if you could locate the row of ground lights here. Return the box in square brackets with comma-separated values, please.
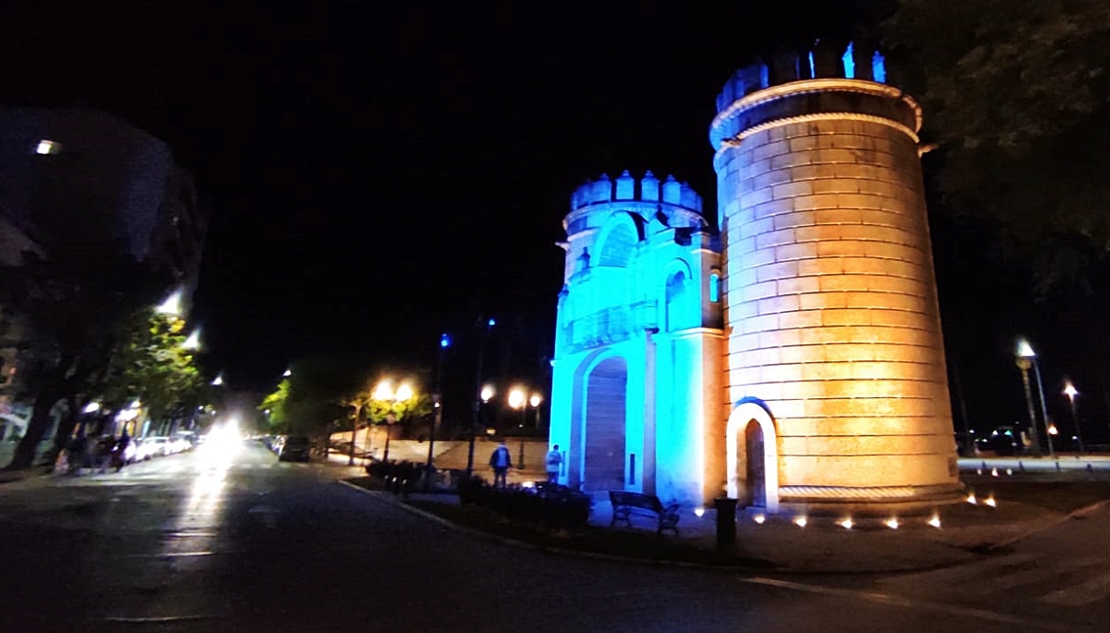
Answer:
[695, 500, 998, 529]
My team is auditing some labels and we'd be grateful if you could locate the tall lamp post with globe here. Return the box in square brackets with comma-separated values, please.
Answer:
[466, 318, 496, 477]
[1016, 339, 1052, 458]
[508, 387, 527, 468]
[1063, 380, 1084, 454]
[425, 333, 451, 488]
[374, 380, 413, 463]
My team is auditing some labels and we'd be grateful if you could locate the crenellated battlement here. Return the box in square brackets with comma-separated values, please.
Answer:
[570, 170, 703, 214]
[715, 41, 890, 113]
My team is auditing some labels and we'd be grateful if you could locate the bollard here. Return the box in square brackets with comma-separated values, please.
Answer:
[714, 497, 738, 550]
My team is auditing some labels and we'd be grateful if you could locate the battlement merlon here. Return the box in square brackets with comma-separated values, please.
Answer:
[564, 170, 706, 235]
[709, 41, 923, 152]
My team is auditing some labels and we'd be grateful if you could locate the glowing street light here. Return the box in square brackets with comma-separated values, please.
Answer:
[1015, 338, 1047, 457]
[467, 317, 497, 476]
[83, 401, 101, 414]
[1063, 380, 1084, 453]
[481, 384, 496, 403]
[375, 379, 414, 462]
[283, 368, 292, 377]
[508, 386, 527, 467]
[182, 329, 201, 351]
[156, 290, 183, 318]
[212, 374, 224, 386]
[427, 332, 452, 490]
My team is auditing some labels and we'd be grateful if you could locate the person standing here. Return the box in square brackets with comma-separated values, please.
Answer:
[545, 444, 563, 484]
[489, 440, 512, 488]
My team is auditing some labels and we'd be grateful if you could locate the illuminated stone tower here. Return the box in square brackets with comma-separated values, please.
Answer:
[548, 171, 725, 504]
[710, 43, 961, 511]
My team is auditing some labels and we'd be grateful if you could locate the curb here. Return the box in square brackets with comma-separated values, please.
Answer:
[335, 479, 973, 575]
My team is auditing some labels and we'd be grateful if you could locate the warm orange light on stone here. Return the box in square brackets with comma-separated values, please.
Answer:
[714, 55, 961, 509]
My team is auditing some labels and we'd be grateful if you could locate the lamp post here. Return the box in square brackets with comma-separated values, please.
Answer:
[374, 381, 413, 463]
[466, 318, 495, 477]
[530, 393, 543, 430]
[1063, 380, 1084, 454]
[1017, 339, 1051, 458]
[509, 387, 526, 468]
[426, 333, 451, 489]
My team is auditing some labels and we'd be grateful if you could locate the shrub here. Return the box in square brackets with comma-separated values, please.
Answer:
[456, 478, 591, 531]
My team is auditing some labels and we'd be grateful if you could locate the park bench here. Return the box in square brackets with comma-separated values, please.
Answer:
[608, 490, 680, 535]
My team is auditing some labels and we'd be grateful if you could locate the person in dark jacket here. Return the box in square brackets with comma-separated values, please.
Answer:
[489, 441, 512, 488]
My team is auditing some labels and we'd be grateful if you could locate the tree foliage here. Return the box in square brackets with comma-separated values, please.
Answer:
[884, 0, 1110, 292]
[0, 247, 175, 469]
[257, 355, 433, 443]
[258, 378, 290, 431]
[98, 309, 206, 424]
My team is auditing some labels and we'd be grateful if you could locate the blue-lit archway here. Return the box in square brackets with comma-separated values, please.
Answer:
[568, 354, 629, 491]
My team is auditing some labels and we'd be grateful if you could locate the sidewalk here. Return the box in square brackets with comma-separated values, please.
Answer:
[359, 482, 1074, 573]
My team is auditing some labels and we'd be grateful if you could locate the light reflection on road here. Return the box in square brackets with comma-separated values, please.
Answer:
[169, 428, 242, 550]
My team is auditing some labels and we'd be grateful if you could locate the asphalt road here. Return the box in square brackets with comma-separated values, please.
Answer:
[1, 439, 1107, 633]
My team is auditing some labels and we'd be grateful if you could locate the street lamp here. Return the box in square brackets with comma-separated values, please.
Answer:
[426, 332, 451, 489]
[211, 373, 224, 387]
[1063, 380, 1084, 453]
[156, 290, 183, 319]
[481, 384, 495, 403]
[529, 393, 543, 429]
[283, 368, 292, 378]
[375, 380, 413, 463]
[509, 386, 526, 468]
[182, 329, 201, 351]
[1016, 339, 1051, 458]
[466, 317, 496, 477]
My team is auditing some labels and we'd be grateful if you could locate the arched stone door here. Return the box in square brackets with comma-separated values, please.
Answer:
[727, 400, 779, 512]
[569, 356, 628, 492]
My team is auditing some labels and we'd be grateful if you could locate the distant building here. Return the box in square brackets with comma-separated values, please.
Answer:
[0, 107, 209, 464]
[0, 107, 208, 298]
[549, 42, 961, 513]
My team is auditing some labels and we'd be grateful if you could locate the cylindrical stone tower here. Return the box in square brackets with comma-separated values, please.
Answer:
[710, 43, 961, 511]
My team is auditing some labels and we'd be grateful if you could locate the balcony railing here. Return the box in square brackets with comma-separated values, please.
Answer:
[561, 300, 658, 351]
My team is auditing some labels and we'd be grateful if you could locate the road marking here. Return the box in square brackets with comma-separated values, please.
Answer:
[1040, 571, 1110, 606]
[125, 551, 228, 558]
[102, 614, 218, 623]
[879, 553, 1037, 586]
[248, 504, 281, 528]
[969, 557, 1103, 594]
[740, 577, 1078, 632]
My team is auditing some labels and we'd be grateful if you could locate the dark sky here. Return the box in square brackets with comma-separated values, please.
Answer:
[6, 2, 1110, 441]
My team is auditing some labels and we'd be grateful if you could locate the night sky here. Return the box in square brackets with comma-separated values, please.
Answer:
[6, 2, 1110, 440]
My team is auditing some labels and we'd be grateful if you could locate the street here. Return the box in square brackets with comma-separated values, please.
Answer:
[1, 439, 1108, 633]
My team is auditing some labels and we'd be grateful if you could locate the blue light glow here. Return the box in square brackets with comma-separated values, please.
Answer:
[872, 51, 886, 83]
[842, 42, 855, 79]
[487, 318, 496, 328]
[807, 51, 816, 78]
[709, 273, 720, 302]
[440, 333, 452, 348]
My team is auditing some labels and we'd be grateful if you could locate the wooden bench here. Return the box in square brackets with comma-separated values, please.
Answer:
[609, 490, 680, 535]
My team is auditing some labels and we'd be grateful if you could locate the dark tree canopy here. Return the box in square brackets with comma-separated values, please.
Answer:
[885, 0, 1110, 293]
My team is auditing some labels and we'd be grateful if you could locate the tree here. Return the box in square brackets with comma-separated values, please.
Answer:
[98, 308, 206, 433]
[884, 0, 1110, 292]
[0, 248, 175, 470]
[258, 378, 290, 432]
[257, 355, 434, 459]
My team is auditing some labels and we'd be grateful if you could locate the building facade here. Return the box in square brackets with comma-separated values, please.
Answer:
[549, 43, 961, 512]
[0, 107, 209, 465]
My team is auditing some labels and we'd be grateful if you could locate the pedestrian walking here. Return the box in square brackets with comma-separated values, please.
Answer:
[545, 444, 563, 483]
[489, 440, 512, 488]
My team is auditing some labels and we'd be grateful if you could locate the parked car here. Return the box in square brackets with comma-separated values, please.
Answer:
[278, 435, 310, 462]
